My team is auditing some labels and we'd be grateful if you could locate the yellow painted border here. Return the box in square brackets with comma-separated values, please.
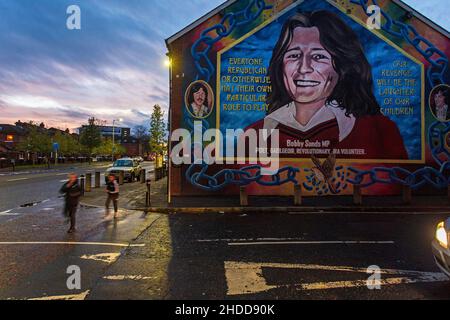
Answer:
[214, 0, 426, 165]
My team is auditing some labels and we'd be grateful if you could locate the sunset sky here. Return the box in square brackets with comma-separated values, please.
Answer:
[0, 0, 447, 132]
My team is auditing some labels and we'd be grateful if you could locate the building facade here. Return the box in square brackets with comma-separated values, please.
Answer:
[78, 125, 131, 142]
[166, 0, 450, 200]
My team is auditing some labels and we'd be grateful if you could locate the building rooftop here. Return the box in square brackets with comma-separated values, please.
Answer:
[166, 0, 449, 47]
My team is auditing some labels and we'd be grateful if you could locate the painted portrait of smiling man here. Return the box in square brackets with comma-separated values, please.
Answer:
[185, 80, 214, 119]
[247, 11, 408, 160]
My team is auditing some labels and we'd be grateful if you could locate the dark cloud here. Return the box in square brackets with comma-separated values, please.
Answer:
[131, 109, 150, 119]
[148, 93, 169, 102]
[59, 107, 92, 120]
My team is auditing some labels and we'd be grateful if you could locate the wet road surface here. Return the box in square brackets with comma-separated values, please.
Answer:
[1, 197, 450, 299]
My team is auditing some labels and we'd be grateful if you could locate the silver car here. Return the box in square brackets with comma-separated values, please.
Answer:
[105, 158, 142, 182]
[432, 217, 450, 277]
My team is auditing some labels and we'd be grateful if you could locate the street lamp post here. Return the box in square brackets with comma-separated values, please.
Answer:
[112, 118, 123, 161]
[166, 53, 172, 203]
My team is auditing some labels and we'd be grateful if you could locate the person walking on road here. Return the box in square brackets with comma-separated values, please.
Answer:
[60, 173, 82, 233]
[105, 174, 120, 219]
[44, 156, 50, 169]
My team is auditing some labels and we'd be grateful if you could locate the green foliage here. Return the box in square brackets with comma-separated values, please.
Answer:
[93, 138, 126, 157]
[17, 126, 52, 155]
[79, 117, 102, 155]
[53, 131, 83, 156]
[149, 105, 167, 155]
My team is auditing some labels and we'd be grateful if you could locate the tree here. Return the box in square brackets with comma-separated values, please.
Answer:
[133, 125, 149, 156]
[134, 125, 148, 139]
[79, 117, 102, 161]
[17, 126, 52, 165]
[93, 138, 126, 158]
[53, 131, 82, 156]
[149, 105, 167, 156]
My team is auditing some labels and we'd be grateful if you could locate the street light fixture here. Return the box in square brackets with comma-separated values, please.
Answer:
[164, 57, 171, 68]
[112, 118, 123, 161]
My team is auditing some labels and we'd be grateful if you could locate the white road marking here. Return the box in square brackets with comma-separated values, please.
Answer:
[81, 253, 121, 264]
[0, 172, 30, 176]
[197, 237, 307, 243]
[103, 275, 156, 281]
[0, 210, 21, 216]
[7, 178, 29, 182]
[298, 275, 448, 291]
[228, 240, 395, 246]
[59, 179, 68, 183]
[0, 241, 145, 247]
[28, 290, 90, 301]
[198, 238, 395, 244]
[224, 261, 449, 296]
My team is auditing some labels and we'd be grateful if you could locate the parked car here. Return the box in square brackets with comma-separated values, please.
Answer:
[57, 156, 66, 163]
[104, 157, 142, 182]
[432, 217, 450, 278]
[92, 156, 103, 162]
[133, 156, 144, 163]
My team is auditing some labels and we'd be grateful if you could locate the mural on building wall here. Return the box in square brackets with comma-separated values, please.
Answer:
[170, 0, 449, 196]
[220, 8, 421, 161]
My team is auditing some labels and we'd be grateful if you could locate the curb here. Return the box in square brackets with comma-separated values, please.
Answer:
[79, 201, 139, 212]
[127, 206, 450, 215]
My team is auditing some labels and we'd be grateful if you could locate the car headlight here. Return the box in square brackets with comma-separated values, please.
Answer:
[436, 221, 448, 249]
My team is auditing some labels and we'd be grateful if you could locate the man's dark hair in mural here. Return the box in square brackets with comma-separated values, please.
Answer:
[267, 11, 379, 117]
[247, 10, 408, 160]
[439, 87, 449, 97]
[187, 81, 210, 118]
[434, 87, 449, 106]
[431, 86, 450, 121]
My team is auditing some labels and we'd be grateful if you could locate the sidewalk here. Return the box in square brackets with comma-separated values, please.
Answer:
[80, 177, 167, 211]
[81, 176, 450, 214]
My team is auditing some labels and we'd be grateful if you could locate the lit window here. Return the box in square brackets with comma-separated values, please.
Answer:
[6, 135, 13, 142]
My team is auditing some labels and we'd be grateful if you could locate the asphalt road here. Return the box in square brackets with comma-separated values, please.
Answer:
[0, 162, 154, 212]
[1, 202, 449, 299]
[155, 212, 450, 300]
[89, 211, 450, 300]
[0, 196, 160, 300]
